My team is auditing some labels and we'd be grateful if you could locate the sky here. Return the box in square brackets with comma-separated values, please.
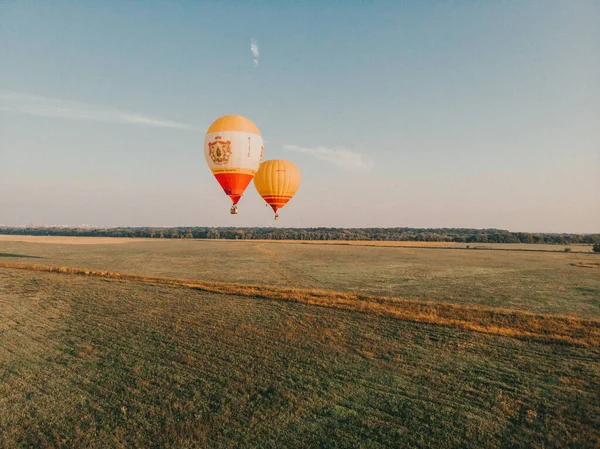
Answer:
[0, 1, 598, 232]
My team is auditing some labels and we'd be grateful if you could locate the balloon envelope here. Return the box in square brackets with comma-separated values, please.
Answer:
[254, 160, 301, 217]
[204, 115, 264, 206]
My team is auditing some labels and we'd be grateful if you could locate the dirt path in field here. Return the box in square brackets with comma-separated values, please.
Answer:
[1, 260, 598, 348]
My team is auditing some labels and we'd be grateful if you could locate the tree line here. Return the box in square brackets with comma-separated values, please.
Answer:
[1, 226, 599, 245]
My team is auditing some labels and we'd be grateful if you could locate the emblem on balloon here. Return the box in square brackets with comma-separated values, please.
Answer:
[208, 137, 232, 165]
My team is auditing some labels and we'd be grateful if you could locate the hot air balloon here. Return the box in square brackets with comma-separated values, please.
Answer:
[204, 115, 264, 214]
[254, 160, 301, 220]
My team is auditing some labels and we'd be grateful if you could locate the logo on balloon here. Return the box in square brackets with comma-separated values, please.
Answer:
[208, 137, 232, 165]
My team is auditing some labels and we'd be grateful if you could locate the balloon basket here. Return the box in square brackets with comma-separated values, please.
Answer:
[274, 214, 279, 220]
[230, 205, 239, 215]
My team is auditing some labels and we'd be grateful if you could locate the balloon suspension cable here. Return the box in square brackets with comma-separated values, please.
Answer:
[230, 205, 239, 215]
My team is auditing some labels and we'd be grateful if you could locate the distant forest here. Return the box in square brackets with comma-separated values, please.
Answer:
[1, 226, 599, 245]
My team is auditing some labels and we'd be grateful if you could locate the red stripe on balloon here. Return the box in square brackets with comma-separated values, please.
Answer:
[260, 196, 292, 213]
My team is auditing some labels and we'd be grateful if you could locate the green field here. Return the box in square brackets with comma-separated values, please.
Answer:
[1, 238, 599, 447]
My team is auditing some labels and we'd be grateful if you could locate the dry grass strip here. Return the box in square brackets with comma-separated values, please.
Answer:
[571, 262, 600, 269]
[1, 261, 598, 348]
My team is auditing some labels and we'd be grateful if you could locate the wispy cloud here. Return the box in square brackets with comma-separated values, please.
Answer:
[250, 38, 259, 67]
[0, 92, 196, 130]
[284, 144, 374, 171]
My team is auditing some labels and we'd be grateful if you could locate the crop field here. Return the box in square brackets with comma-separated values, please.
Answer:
[1, 237, 599, 447]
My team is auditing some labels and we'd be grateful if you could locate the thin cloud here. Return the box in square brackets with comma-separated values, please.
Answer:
[0, 92, 196, 130]
[250, 39, 259, 67]
[284, 144, 374, 171]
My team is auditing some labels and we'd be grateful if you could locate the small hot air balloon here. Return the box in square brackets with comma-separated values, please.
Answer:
[254, 160, 301, 220]
[204, 115, 264, 214]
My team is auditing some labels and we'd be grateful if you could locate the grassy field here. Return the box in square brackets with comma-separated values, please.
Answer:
[1, 237, 599, 447]
[0, 238, 598, 316]
[0, 235, 595, 253]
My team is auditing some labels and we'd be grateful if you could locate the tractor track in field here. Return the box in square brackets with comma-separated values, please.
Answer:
[255, 244, 325, 289]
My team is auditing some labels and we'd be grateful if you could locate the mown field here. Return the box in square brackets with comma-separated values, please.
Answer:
[1, 237, 599, 448]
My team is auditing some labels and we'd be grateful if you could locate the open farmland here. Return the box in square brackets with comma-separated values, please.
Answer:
[1, 237, 599, 448]
[0, 237, 598, 316]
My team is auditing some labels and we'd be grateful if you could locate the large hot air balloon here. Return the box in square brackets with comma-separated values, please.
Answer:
[254, 160, 301, 220]
[204, 115, 264, 214]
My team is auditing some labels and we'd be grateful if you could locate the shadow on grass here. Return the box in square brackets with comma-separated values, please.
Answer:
[0, 253, 42, 259]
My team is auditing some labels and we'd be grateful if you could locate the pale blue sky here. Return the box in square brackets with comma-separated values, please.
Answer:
[1, 1, 598, 232]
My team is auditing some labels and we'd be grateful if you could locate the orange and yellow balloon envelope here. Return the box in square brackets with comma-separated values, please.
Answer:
[204, 115, 264, 214]
[253, 160, 301, 220]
